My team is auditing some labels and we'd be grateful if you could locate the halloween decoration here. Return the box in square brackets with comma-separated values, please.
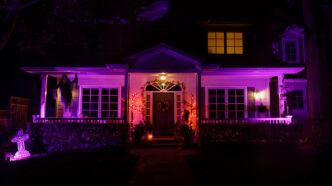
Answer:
[157, 101, 170, 112]
[56, 74, 78, 110]
[257, 103, 267, 113]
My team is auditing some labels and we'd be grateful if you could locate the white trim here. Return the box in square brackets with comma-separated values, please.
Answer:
[201, 67, 305, 76]
[78, 86, 122, 118]
[40, 74, 48, 118]
[147, 91, 182, 125]
[205, 86, 248, 119]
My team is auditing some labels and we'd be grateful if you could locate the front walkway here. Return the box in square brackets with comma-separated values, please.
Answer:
[129, 148, 196, 186]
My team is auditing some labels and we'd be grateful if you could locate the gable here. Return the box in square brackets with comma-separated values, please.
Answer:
[131, 53, 198, 71]
[124, 43, 202, 72]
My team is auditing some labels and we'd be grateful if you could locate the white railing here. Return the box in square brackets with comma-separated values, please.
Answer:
[201, 115, 293, 125]
[32, 115, 124, 124]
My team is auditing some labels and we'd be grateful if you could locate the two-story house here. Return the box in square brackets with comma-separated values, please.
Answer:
[21, 0, 307, 137]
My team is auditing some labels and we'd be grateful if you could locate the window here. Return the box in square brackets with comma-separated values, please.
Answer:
[176, 94, 181, 122]
[146, 94, 151, 123]
[285, 41, 297, 61]
[208, 32, 243, 54]
[81, 88, 119, 118]
[208, 88, 245, 119]
[227, 89, 245, 118]
[82, 88, 99, 117]
[208, 32, 225, 54]
[290, 90, 304, 109]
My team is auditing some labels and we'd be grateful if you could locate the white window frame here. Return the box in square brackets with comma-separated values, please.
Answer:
[282, 39, 300, 63]
[78, 86, 122, 118]
[205, 86, 248, 119]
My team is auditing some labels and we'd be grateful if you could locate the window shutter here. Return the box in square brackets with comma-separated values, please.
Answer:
[299, 38, 304, 62]
[201, 87, 205, 118]
[121, 86, 125, 118]
[269, 77, 280, 117]
[247, 87, 255, 118]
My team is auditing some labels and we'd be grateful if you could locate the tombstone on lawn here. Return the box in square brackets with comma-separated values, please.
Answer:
[11, 129, 31, 161]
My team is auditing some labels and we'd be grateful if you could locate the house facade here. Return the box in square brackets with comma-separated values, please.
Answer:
[21, 1, 308, 137]
[22, 41, 306, 136]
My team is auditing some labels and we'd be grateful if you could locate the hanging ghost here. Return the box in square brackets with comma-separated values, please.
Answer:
[56, 74, 78, 110]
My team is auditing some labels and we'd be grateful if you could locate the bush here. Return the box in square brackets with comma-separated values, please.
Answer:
[132, 123, 145, 145]
[200, 123, 300, 145]
[27, 122, 129, 153]
[180, 124, 194, 145]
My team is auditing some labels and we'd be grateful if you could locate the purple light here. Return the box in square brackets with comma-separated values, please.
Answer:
[9, 129, 31, 161]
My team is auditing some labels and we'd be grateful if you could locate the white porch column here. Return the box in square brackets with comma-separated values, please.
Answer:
[40, 74, 48, 118]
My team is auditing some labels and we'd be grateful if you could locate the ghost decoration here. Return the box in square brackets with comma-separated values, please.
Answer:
[56, 74, 78, 110]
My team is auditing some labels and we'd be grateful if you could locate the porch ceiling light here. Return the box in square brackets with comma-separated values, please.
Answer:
[160, 73, 167, 81]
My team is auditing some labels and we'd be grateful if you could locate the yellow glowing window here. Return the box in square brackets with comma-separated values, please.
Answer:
[226, 32, 243, 54]
[208, 31, 243, 54]
[208, 32, 224, 54]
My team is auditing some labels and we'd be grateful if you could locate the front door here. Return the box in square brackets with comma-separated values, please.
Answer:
[153, 93, 174, 136]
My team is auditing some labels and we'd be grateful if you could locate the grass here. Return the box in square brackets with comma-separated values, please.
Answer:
[186, 143, 330, 186]
[0, 149, 139, 186]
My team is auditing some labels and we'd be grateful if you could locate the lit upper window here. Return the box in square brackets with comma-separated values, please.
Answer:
[208, 32, 243, 54]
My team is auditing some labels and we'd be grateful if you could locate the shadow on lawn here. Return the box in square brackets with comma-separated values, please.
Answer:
[186, 143, 332, 186]
[0, 149, 139, 186]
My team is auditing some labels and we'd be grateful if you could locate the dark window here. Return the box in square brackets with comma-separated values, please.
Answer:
[285, 41, 297, 61]
[291, 90, 304, 109]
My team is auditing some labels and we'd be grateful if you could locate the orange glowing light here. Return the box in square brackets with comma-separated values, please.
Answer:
[148, 134, 153, 140]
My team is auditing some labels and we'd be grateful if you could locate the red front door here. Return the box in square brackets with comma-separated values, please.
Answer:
[153, 93, 174, 136]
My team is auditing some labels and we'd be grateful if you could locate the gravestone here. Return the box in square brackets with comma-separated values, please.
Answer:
[10, 129, 31, 161]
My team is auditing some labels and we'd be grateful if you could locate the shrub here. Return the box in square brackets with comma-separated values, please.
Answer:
[27, 122, 129, 153]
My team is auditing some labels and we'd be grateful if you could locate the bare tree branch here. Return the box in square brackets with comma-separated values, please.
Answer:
[0, 0, 40, 51]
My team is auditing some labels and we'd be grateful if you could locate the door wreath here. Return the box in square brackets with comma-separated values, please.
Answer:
[157, 101, 170, 112]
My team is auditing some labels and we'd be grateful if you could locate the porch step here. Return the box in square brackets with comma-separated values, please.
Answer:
[147, 136, 184, 148]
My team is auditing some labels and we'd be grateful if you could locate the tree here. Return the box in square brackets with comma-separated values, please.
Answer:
[0, 0, 40, 51]
[302, 0, 331, 120]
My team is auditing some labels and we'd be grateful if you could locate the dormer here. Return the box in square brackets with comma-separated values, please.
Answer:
[277, 25, 305, 63]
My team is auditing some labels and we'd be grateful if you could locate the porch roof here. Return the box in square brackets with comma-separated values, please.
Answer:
[21, 65, 127, 75]
[201, 67, 305, 76]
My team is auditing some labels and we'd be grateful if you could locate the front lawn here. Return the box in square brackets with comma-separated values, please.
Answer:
[1, 150, 138, 186]
[186, 143, 328, 186]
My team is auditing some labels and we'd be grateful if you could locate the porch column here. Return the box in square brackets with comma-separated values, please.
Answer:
[124, 71, 129, 123]
[55, 77, 63, 118]
[40, 74, 48, 118]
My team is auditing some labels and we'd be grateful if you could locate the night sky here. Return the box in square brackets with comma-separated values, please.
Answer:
[0, 0, 326, 108]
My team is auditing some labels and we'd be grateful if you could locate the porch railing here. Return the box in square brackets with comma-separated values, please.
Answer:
[32, 116, 125, 124]
[201, 116, 292, 125]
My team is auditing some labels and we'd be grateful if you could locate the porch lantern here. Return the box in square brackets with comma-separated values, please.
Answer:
[148, 133, 153, 141]
[254, 91, 264, 101]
